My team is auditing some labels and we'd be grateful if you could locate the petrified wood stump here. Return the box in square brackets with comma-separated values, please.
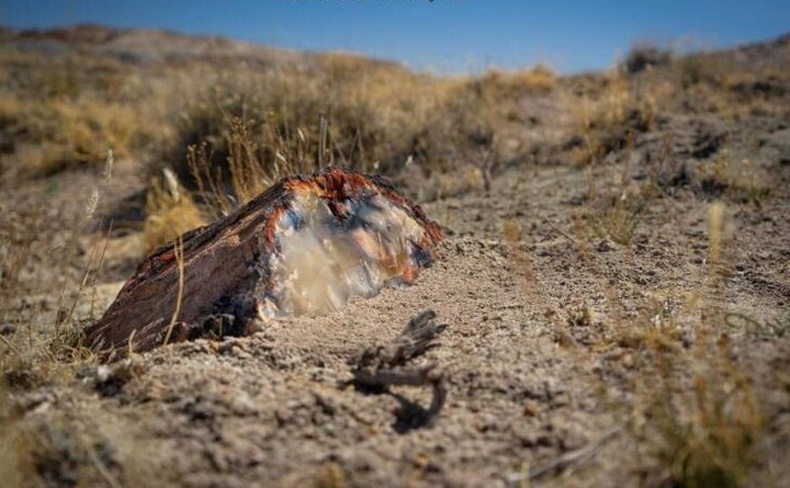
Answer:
[87, 168, 442, 360]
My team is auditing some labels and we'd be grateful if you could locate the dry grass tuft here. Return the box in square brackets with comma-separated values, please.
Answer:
[0, 152, 117, 486]
[623, 42, 673, 74]
[580, 139, 653, 246]
[476, 64, 557, 97]
[675, 52, 735, 90]
[311, 462, 349, 488]
[163, 65, 416, 192]
[571, 67, 665, 167]
[613, 206, 769, 487]
[631, 313, 768, 488]
[697, 150, 771, 205]
[143, 169, 206, 251]
[142, 54, 531, 223]
[568, 128, 776, 486]
[0, 46, 169, 180]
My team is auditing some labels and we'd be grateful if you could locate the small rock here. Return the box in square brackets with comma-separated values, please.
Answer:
[523, 401, 540, 417]
[0, 323, 16, 336]
[596, 239, 614, 252]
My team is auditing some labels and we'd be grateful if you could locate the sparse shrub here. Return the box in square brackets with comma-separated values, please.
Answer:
[0, 94, 159, 178]
[0, 146, 114, 485]
[578, 131, 652, 246]
[164, 71, 384, 194]
[0, 97, 23, 130]
[601, 204, 772, 488]
[587, 191, 647, 246]
[675, 53, 734, 89]
[697, 150, 771, 204]
[181, 113, 327, 216]
[623, 43, 672, 74]
[476, 64, 556, 97]
[164, 76, 268, 186]
[635, 326, 766, 488]
[161, 59, 513, 207]
[571, 68, 660, 167]
[0, 47, 167, 181]
[1, 152, 112, 392]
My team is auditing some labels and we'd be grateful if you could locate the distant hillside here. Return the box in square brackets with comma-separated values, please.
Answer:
[2, 24, 789, 76]
[1, 23, 788, 187]
[0, 23, 407, 72]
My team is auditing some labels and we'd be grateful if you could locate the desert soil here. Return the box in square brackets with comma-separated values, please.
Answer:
[1, 35, 789, 488]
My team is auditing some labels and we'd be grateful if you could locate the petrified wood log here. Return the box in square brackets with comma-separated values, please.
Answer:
[87, 168, 442, 360]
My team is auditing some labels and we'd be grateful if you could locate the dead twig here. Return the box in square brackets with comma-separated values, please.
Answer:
[163, 235, 185, 347]
[505, 426, 622, 486]
[348, 310, 448, 427]
[544, 216, 577, 244]
[86, 441, 122, 488]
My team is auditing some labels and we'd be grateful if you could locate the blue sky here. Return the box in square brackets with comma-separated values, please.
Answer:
[2, 1, 788, 74]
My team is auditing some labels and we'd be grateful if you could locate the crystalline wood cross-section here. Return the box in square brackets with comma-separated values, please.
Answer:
[86, 168, 442, 360]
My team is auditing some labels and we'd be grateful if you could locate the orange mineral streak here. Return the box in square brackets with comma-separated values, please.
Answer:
[283, 167, 442, 248]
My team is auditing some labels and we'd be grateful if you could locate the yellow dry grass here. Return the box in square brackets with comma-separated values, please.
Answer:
[476, 64, 557, 97]
[697, 150, 772, 204]
[571, 66, 674, 167]
[143, 172, 207, 252]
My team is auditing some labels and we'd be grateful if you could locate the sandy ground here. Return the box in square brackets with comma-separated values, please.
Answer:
[2, 38, 789, 488]
[4, 155, 789, 487]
